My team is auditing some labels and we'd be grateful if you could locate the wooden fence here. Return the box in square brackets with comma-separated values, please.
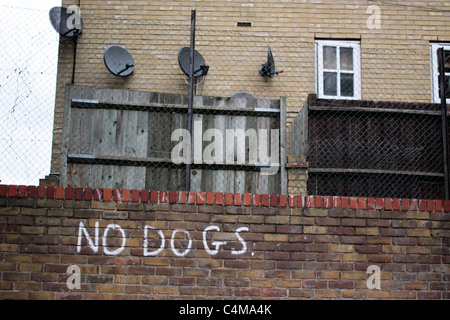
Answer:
[291, 94, 446, 199]
[59, 85, 287, 194]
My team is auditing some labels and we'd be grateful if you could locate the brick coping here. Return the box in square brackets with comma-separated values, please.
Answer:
[0, 184, 449, 213]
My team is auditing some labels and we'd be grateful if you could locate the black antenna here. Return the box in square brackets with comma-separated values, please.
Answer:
[231, 92, 256, 99]
[49, 7, 84, 84]
[259, 45, 283, 78]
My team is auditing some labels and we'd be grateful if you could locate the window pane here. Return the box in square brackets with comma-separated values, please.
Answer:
[340, 73, 354, 97]
[340, 47, 353, 71]
[439, 75, 450, 99]
[324, 72, 337, 96]
[445, 50, 450, 73]
[323, 46, 336, 69]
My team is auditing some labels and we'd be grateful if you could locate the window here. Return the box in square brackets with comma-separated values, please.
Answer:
[315, 40, 361, 100]
[431, 43, 450, 104]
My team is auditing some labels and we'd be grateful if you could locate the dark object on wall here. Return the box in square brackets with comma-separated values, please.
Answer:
[297, 94, 446, 200]
[178, 46, 209, 78]
[259, 46, 283, 78]
[231, 92, 256, 99]
[49, 6, 83, 84]
[104, 45, 135, 77]
[49, 6, 83, 38]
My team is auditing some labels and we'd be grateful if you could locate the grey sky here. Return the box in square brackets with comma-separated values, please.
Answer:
[0, 0, 61, 185]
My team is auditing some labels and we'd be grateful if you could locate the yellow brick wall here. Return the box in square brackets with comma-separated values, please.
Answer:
[52, 0, 450, 193]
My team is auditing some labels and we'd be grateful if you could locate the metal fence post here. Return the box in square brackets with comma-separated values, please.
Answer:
[438, 48, 449, 200]
[185, 10, 196, 191]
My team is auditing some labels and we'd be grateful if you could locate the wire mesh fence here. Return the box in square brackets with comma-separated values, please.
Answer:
[0, 5, 60, 186]
[0, 5, 449, 200]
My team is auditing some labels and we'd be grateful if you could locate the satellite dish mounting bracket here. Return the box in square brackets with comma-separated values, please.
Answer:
[259, 45, 283, 78]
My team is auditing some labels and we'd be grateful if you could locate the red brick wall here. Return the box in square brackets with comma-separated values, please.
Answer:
[0, 185, 449, 300]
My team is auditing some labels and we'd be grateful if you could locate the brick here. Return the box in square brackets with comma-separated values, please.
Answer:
[243, 193, 251, 206]
[270, 194, 278, 207]
[196, 191, 205, 204]
[37, 186, 46, 199]
[279, 195, 287, 207]
[27, 186, 36, 198]
[288, 195, 296, 207]
[184, 191, 193, 204]
[102, 188, 112, 201]
[129, 189, 139, 202]
[304, 208, 328, 217]
[0, 185, 7, 197]
[444, 200, 450, 212]
[340, 236, 366, 244]
[341, 197, 349, 209]
[149, 190, 158, 203]
[329, 227, 354, 235]
[75, 188, 83, 200]
[206, 192, 214, 205]
[252, 194, 260, 206]
[332, 196, 340, 208]
[315, 217, 340, 226]
[418, 199, 427, 211]
[225, 193, 233, 205]
[297, 195, 305, 207]
[406, 211, 429, 220]
[264, 234, 288, 242]
[303, 226, 327, 234]
[8, 185, 17, 197]
[306, 195, 314, 208]
[407, 229, 431, 237]
[349, 197, 358, 209]
[341, 218, 366, 227]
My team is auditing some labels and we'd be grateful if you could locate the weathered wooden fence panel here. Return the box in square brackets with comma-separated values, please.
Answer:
[61, 85, 286, 193]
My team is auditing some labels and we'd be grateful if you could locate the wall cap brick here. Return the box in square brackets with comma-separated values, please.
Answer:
[0, 185, 448, 212]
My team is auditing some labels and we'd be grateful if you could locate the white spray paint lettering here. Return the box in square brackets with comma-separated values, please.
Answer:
[77, 222, 249, 257]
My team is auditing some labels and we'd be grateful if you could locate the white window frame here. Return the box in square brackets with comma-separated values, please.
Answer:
[315, 40, 361, 100]
[430, 43, 450, 104]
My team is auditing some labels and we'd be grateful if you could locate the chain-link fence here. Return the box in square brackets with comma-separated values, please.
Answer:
[1, 5, 449, 199]
[0, 5, 60, 186]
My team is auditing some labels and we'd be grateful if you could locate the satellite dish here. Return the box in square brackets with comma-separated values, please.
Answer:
[104, 45, 135, 77]
[231, 92, 256, 99]
[178, 47, 209, 78]
[49, 7, 83, 38]
[259, 46, 283, 78]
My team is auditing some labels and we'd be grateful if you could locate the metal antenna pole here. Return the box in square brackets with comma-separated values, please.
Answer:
[438, 48, 449, 200]
[185, 10, 196, 191]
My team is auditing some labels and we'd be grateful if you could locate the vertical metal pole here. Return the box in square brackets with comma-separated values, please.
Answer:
[72, 36, 78, 84]
[438, 48, 449, 200]
[185, 10, 196, 191]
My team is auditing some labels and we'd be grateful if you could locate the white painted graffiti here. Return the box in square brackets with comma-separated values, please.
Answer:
[76, 221, 249, 257]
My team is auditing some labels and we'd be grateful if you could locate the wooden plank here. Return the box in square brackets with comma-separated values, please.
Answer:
[234, 115, 247, 194]
[225, 115, 235, 194]
[308, 167, 444, 178]
[65, 85, 97, 187]
[309, 105, 441, 116]
[71, 99, 281, 117]
[245, 116, 258, 194]
[172, 111, 187, 191]
[214, 114, 226, 193]
[257, 116, 269, 194]
[73, 86, 96, 187]
[200, 113, 216, 192]
[190, 113, 203, 192]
